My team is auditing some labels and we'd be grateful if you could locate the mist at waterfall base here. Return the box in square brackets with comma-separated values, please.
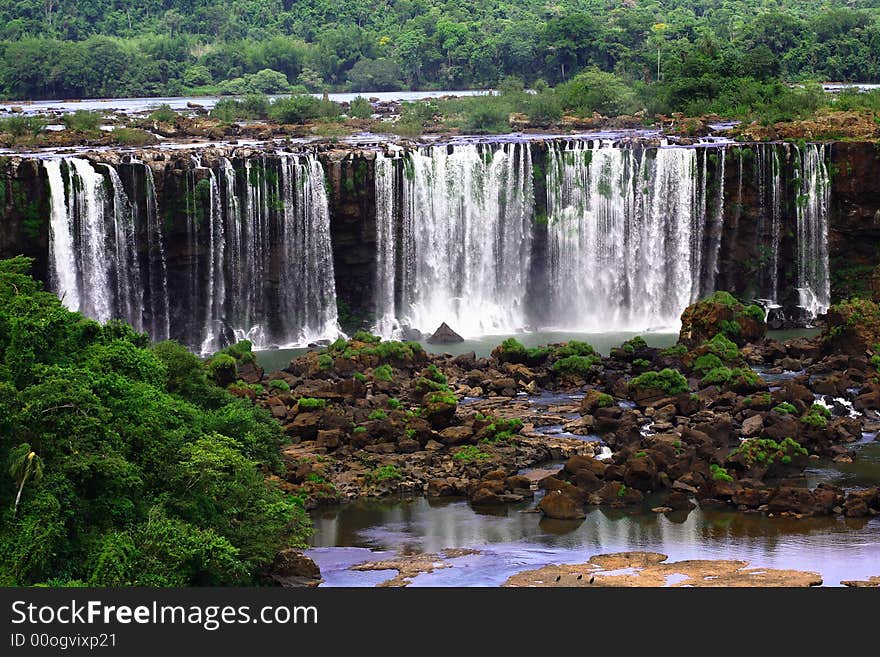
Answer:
[42, 137, 831, 358]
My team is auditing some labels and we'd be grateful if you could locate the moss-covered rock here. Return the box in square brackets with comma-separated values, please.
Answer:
[678, 291, 766, 348]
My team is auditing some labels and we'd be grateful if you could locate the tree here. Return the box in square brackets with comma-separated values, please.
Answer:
[8, 443, 43, 518]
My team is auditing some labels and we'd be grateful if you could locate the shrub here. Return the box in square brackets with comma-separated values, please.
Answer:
[621, 336, 648, 355]
[388, 398, 402, 410]
[704, 334, 740, 362]
[352, 331, 382, 344]
[808, 403, 831, 418]
[453, 445, 490, 463]
[801, 411, 828, 428]
[318, 354, 333, 370]
[555, 340, 597, 358]
[556, 67, 639, 117]
[0, 115, 46, 142]
[348, 96, 373, 119]
[61, 110, 102, 132]
[353, 372, 366, 382]
[710, 463, 733, 482]
[149, 104, 178, 123]
[661, 344, 688, 357]
[110, 128, 155, 146]
[268, 379, 290, 392]
[425, 364, 447, 384]
[352, 426, 367, 434]
[212, 95, 270, 122]
[368, 410, 388, 421]
[630, 368, 689, 395]
[298, 397, 327, 410]
[773, 402, 797, 414]
[370, 464, 402, 482]
[597, 392, 614, 408]
[373, 364, 393, 381]
[730, 437, 808, 467]
[632, 358, 651, 368]
[424, 390, 457, 406]
[706, 291, 738, 306]
[207, 353, 237, 383]
[553, 354, 601, 375]
[693, 353, 724, 375]
[269, 95, 339, 124]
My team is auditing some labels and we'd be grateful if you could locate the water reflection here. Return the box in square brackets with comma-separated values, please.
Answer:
[308, 495, 880, 586]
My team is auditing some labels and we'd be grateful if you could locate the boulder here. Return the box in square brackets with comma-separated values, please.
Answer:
[427, 322, 464, 344]
[269, 549, 322, 587]
[678, 293, 766, 348]
[538, 491, 586, 520]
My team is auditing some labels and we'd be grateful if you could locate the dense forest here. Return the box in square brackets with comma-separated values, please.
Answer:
[0, 257, 310, 585]
[1, 1, 880, 100]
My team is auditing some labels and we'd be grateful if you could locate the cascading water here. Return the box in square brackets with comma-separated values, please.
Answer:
[388, 142, 534, 337]
[136, 161, 171, 341]
[217, 154, 339, 351]
[545, 141, 707, 330]
[45, 159, 80, 311]
[45, 158, 131, 325]
[276, 153, 339, 346]
[103, 164, 143, 332]
[374, 151, 399, 338]
[44, 153, 339, 352]
[794, 144, 831, 317]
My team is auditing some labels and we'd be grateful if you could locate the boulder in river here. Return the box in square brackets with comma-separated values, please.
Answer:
[427, 322, 464, 344]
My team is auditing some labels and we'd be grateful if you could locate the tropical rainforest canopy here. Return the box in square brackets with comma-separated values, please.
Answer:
[0, 1, 879, 100]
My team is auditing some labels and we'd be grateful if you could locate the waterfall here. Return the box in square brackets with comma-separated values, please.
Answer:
[374, 152, 399, 338]
[192, 156, 226, 354]
[45, 159, 79, 311]
[138, 161, 171, 341]
[276, 153, 339, 346]
[702, 148, 725, 296]
[794, 144, 831, 317]
[103, 164, 143, 332]
[545, 141, 704, 330]
[391, 142, 533, 337]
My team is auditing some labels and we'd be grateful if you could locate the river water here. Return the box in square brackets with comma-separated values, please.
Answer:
[0, 90, 489, 116]
[307, 437, 880, 587]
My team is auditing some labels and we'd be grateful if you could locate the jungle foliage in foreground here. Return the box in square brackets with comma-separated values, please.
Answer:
[0, 257, 309, 586]
[1, 1, 880, 100]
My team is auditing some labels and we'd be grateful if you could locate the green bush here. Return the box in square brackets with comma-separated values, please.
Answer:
[710, 463, 733, 482]
[351, 331, 382, 344]
[556, 67, 639, 117]
[772, 402, 797, 414]
[701, 366, 733, 386]
[373, 364, 393, 381]
[730, 437, 808, 467]
[298, 397, 327, 410]
[424, 390, 457, 406]
[370, 464, 402, 482]
[621, 336, 648, 355]
[552, 354, 601, 375]
[453, 445, 490, 463]
[693, 353, 724, 375]
[268, 379, 290, 392]
[555, 340, 597, 358]
[704, 334, 740, 362]
[269, 95, 339, 124]
[348, 96, 373, 119]
[207, 353, 237, 383]
[387, 398, 402, 410]
[61, 110, 102, 132]
[0, 115, 47, 142]
[317, 354, 333, 370]
[630, 368, 689, 395]
[149, 104, 178, 123]
[368, 410, 388, 421]
[661, 344, 688, 357]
